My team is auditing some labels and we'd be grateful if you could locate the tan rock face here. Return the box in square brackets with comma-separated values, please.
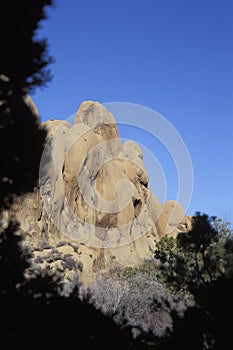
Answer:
[11, 101, 190, 279]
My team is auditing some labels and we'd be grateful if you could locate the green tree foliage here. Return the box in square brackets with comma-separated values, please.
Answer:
[154, 213, 233, 349]
[86, 214, 233, 349]
[155, 213, 233, 293]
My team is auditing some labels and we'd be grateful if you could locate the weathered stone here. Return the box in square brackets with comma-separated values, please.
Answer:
[156, 200, 186, 238]
[9, 100, 190, 282]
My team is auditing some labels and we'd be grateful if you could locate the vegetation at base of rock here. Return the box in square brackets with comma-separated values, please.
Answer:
[85, 213, 233, 348]
[86, 267, 194, 340]
[154, 213, 233, 293]
[2, 212, 232, 348]
[153, 214, 233, 349]
[0, 223, 136, 348]
[1, 1, 233, 348]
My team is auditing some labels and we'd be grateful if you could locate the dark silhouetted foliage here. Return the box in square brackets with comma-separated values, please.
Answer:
[0, 2, 150, 348]
[154, 213, 233, 349]
[155, 213, 232, 293]
[0, 223, 138, 348]
[0, 0, 53, 208]
[1, 1, 233, 349]
[0, 0, 53, 94]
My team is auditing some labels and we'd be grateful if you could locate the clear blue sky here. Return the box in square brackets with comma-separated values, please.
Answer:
[33, 0, 233, 222]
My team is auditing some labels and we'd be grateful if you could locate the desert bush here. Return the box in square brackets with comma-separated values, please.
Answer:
[61, 254, 78, 270]
[86, 267, 194, 340]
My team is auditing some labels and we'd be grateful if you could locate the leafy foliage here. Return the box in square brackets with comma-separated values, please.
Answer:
[155, 213, 233, 293]
[1, 1, 233, 348]
[87, 213, 233, 348]
[154, 213, 233, 349]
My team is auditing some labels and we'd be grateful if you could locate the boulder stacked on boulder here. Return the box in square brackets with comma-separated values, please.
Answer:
[11, 101, 191, 278]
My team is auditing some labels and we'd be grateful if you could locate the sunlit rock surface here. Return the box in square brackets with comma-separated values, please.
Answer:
[10, 101, 191, 281]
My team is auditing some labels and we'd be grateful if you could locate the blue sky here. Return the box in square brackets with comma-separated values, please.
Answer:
[33, 0, 233, 222]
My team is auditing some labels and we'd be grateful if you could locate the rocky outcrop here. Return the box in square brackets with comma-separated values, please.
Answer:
[8, 101, 191, 281]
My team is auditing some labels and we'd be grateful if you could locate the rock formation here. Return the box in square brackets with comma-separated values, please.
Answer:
[4, 100, 191, 281]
